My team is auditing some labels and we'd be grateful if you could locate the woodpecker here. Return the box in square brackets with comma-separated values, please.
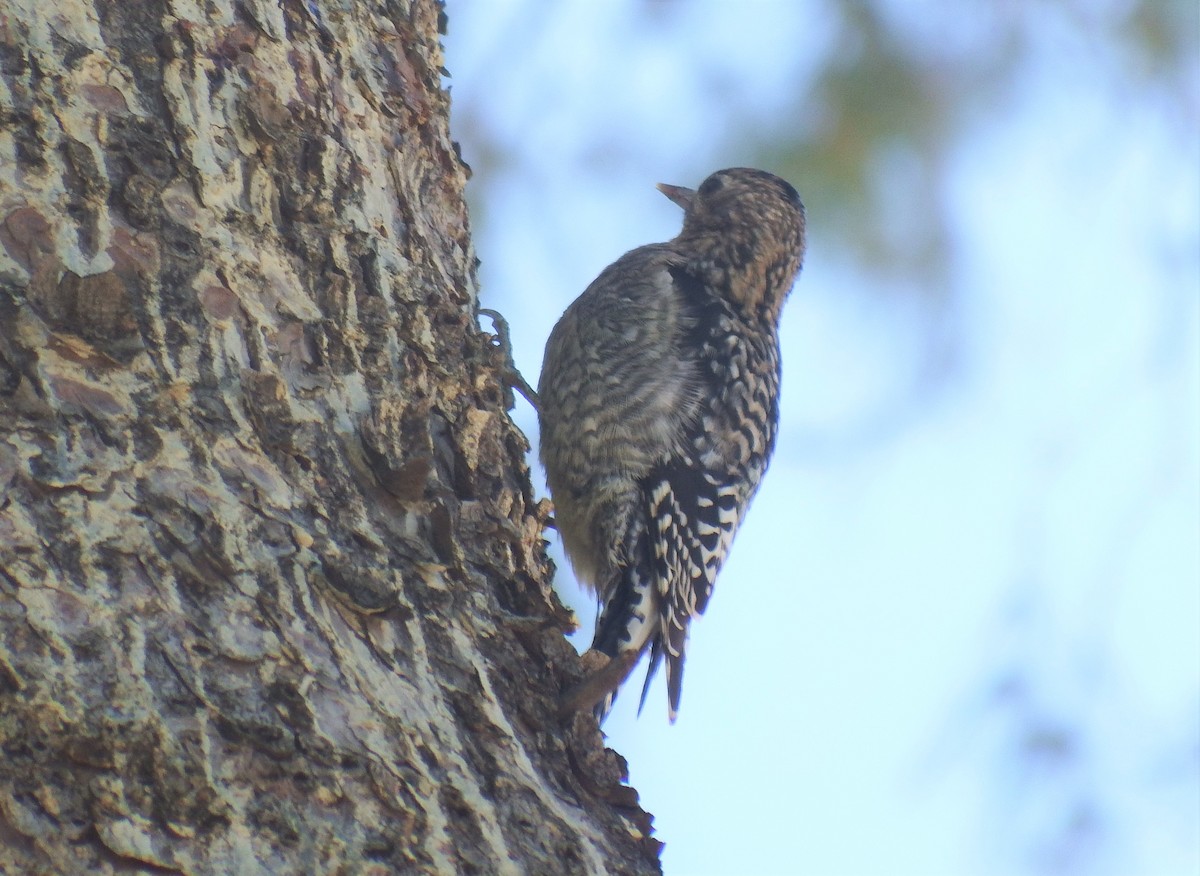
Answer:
[538, 167, 806, 721]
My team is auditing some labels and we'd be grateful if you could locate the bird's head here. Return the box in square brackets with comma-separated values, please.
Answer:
[659, 167, 806, 320]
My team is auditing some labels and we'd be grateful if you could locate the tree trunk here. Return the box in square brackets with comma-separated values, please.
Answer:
[0, 0, 660, 873]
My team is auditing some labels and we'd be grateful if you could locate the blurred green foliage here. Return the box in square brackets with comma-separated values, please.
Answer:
[756, 0, 1198, 284]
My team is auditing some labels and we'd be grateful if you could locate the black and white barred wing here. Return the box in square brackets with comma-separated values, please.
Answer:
[640, 464, 745, 720]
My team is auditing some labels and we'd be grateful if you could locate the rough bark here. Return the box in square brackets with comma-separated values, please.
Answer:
[0, 0, 660, 873]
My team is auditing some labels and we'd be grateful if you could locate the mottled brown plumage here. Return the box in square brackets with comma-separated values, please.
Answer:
[539, 168, 806, 721]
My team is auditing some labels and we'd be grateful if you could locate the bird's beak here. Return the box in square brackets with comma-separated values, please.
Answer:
[656, 183, 695, 212]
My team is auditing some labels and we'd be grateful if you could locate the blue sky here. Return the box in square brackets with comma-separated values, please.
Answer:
[444, 2, 1199, 873]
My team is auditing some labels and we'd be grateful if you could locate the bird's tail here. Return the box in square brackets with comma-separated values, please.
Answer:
[591, 563, 659, 723]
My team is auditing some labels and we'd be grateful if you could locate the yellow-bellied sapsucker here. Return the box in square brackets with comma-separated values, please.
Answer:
[538, 168, 806, 721]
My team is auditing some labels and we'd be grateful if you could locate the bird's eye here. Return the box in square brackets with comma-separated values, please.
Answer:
[698, 175, 725, 197]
